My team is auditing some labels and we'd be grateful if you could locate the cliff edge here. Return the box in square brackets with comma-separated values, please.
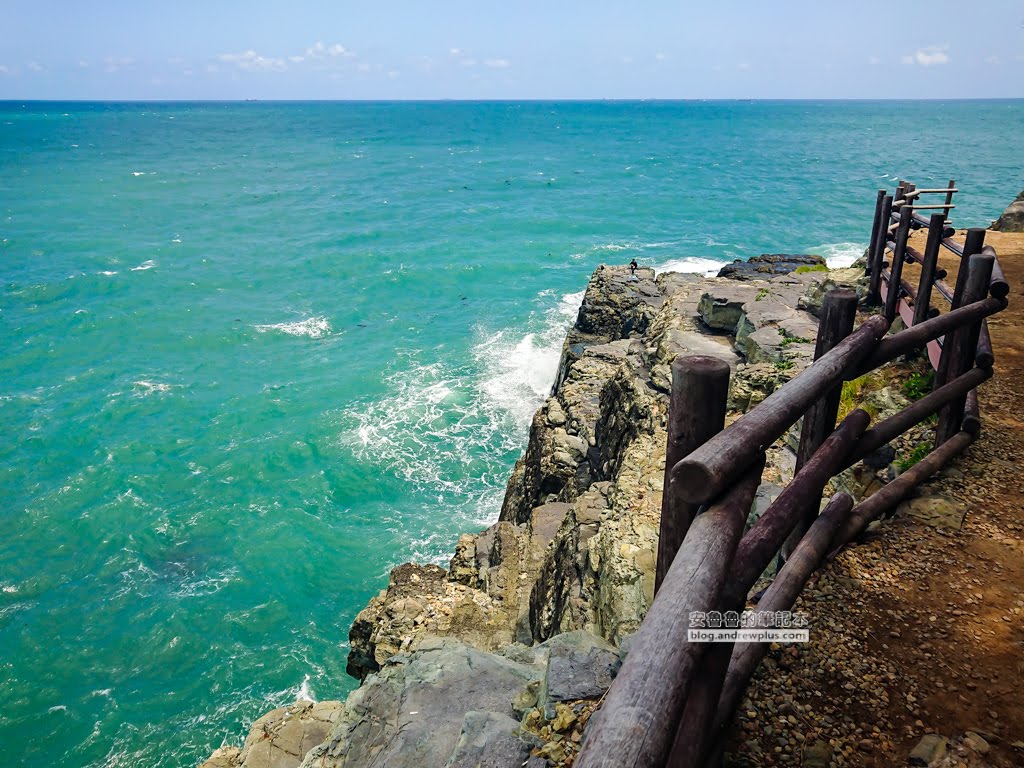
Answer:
[200, 258, 873, 768]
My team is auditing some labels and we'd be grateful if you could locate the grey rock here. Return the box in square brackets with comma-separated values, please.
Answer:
[540, 630, 621, 704]
[908, 734, 947, 766]
[442, 711, 538, 768]
[798, 266, 869, 316]
[301, 639, 538, 768]
[222, 700, 343, 768]
[748, 483, 783, 530]
[716, 254, 826, 281]
[963, 730, 990, 754]
[991, 189, 1024, 232]
[897, 494, 967, 530]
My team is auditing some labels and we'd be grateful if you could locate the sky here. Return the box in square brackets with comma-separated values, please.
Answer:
[0, 0, 1022, 100]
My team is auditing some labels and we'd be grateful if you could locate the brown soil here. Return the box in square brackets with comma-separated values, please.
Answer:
[728, 231, 1024, 767]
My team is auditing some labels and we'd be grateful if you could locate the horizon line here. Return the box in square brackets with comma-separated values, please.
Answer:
[2, 97, 1023, 104]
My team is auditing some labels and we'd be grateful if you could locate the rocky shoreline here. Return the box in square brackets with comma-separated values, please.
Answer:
[199, 254, 925, 768]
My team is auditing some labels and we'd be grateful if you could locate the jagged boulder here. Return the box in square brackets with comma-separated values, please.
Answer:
[198, 701, 345, 768]
[717, 254, 825, 281]
[302, 639, 543, 768]
[991, 189, 1024, 232]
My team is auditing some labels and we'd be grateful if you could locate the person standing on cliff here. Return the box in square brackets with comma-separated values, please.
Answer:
[629, 258, 638, 275]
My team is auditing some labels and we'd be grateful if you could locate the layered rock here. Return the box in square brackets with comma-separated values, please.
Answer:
[200, 257, 873, 768]
[716, 253, 826, 281]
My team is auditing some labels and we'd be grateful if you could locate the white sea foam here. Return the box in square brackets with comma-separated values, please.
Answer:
[48, 705, 68, 713]
[1, 584, 17, 594]
[814, 242, 866, 269]
[172, 567, 237, 598]
[342, 288, 584, 562]
[130, 260, 156, 272]
[254, 317, 332, 339]
[133, 380, 173, 397]
[296, 674, 316, 703]
[655, 256, 724, 276]
[98, 270, 118, 276]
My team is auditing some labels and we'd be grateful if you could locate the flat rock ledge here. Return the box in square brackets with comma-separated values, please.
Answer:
[199, 254, 902, 768]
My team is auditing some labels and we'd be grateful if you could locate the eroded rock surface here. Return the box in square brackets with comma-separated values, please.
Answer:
[202, 259, 886, 768]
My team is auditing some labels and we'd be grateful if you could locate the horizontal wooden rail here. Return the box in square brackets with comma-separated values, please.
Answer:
[670, 316, 889, 505]
[905, 187, 957, 198]
[832, 431, 975, 551]
[850, 296, 1005, 377]
[846, 367, 991, 465]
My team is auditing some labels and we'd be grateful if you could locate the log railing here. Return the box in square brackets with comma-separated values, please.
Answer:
[575, 181, 1008, 768]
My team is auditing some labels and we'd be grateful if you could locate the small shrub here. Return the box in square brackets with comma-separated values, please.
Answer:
[897, 441, 931, 472]
[794, 264, 828, 274]
[775, 360, 795, 371]
[755, 288, 770, 301]
[902, 370, 934, 401]
[836, 374, 881, 422]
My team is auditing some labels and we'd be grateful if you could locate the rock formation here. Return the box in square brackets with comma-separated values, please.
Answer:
[200, 255, 875, 768]
[991, 189, 1024, 232]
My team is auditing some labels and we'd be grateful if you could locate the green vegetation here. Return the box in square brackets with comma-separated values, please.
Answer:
[794, 264, 829, 274]
[901, 369, 934, 401]
[775, 359, 795, 371]
[836, 374, 881, 422]
[779, 334, 811, 348]
[897, 441, 931, 472]
[755, 288, 770, 301]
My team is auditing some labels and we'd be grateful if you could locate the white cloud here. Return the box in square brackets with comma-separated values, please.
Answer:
[449, 48, 461, 56]
[460, 58, 477, 67]
[903, 45, 950, 66]
[304, 41, 353, 61]
[484, 58, 509, 69]
[387, 70, 400, 79]
[219, 50, 287, 72]
[26, 61, 43, 73]
[737, 62, 750, 71]
[655, 52, 668, 62]
[289, 55, 305, 64]
[103, 56, 135, 74]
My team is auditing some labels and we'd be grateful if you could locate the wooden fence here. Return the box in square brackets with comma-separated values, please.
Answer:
[574, 181, 1009, 768]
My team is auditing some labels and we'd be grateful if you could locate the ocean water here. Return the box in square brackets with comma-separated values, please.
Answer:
[1, 100, 1022, 767]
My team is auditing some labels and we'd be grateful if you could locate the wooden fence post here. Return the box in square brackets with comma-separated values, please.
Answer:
[913, 213, 946, 326]
[866, 189, 887, 276]
[884, 205, 914, 323]
[867, 195, 894, 305]
[935, 228, 987, 388]
[575, 459, 765, 768]
[784, 289, 858, 556]
[944, 178, 956, 209]
[656, 356, 731, 595]
[935, 251, 995, 445]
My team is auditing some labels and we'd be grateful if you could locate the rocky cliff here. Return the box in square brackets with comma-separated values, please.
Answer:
[991, 189, 1024, 232]
[200, 258, 871, 768]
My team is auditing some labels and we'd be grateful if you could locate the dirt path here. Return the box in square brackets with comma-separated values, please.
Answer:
[729, 232, 1024, 767]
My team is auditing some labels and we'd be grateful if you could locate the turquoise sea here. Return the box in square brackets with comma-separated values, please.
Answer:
[2, 100, 1022, 767]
